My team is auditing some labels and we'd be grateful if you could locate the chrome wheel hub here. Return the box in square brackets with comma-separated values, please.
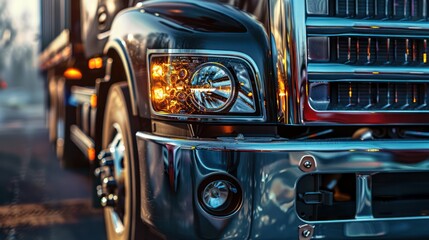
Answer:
[96, 123, 128, 235]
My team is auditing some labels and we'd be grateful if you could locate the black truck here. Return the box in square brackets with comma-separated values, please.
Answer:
[40, 0, 429, 239]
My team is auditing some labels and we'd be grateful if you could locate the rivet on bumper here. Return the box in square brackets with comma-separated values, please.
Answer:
[299, 155, 317, 172]
[299, 224, 315, 240]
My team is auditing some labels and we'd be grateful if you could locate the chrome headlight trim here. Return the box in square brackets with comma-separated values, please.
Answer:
[146, 49, 266, 122]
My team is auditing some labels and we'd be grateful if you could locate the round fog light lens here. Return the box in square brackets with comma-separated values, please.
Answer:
[202, 180, 229, 209]
[198, 174, 242, 216]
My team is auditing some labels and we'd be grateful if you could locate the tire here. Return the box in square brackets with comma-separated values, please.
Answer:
[55, 78, 87, 169]
[102, 82, 144, 240]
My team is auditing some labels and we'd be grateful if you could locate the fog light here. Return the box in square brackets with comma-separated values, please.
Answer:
[198, 174, 242, 216]
[202, 180, 230, 209]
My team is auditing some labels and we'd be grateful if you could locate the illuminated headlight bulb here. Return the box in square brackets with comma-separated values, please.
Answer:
[152, 86, 166, 101]
[202, 180, 229, 210]
[190, 63, 235, 112]
[152, 64, 164, 78]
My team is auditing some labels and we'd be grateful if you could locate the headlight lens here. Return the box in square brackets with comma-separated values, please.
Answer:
[149, 54, 259, 118]
[190, 63, 235, 112]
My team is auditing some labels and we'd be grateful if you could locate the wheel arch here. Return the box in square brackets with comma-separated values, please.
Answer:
[92, 41, 144, 158]
[104, 39, 139, 116]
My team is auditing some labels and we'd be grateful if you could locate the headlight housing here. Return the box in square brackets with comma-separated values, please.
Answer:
[148, 51, 262, 120]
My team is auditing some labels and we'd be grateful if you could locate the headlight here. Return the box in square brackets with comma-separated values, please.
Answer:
[148, 52, 261, 120]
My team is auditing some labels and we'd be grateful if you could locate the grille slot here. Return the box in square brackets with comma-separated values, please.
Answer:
[334, 0, 428, 20]
[335, 37, 428, 65]
[310, 82, 429, 111]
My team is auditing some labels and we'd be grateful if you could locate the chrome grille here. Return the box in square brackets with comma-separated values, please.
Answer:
[306, 0, 429, 113]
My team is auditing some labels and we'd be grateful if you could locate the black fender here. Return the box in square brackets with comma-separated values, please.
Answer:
[103, 0, 274, 121]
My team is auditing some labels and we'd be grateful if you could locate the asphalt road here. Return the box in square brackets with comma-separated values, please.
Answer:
[0, 103, 106, 240]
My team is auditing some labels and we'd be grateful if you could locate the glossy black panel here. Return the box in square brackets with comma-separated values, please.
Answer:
[143, 2, 246, 32]
[81, 0, 128, 57]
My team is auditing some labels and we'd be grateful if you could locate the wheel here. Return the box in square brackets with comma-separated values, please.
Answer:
[55, 77, 87, 169]
[102, 82, 144, 240]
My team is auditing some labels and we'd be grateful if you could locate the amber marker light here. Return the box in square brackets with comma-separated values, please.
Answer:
[349, 84, 353, 98]
[88, 148, 96, 162]
[90, 94, 97, 108]
[88, 57, 103, 69]
[64, 68, 82, 80]
[152, 64, 164, 78]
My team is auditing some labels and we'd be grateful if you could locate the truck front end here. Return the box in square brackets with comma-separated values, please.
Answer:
[126, 0, 429, 238]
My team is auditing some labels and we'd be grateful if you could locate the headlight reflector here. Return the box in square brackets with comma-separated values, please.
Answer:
[149, 54, 259, 118]
[190, 63, 235, 112]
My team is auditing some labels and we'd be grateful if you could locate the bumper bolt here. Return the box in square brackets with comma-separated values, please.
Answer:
[299, 224, 314, 240]
[299, 155, 317, 172]
[302, 229, 311, 238]
[303, 161, 312, 169]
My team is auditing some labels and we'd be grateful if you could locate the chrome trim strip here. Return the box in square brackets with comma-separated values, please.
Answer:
[146, 49, 266, 122]
[307, 17, 429, 36]
[309, 78, 429, 83]
[270, 0, 307, 124]
[308, 63, 429, 77]
[306, 108, 429, 114]
[136, 131, 429, 151]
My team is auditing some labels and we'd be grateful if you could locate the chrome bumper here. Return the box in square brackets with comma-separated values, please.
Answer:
[136, 131, 429, 239]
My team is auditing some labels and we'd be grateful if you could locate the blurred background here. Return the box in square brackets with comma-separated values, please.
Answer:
[0, 1, 105, 239]
[0, 0, 43, 110]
